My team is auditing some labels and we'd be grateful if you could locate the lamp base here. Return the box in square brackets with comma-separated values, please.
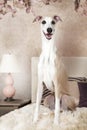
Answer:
[4, 97, 15, 102]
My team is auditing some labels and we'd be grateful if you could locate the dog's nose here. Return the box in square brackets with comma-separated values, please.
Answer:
[47, 28, 52, 33]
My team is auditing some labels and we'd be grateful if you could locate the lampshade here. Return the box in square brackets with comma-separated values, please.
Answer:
[0, 54, 20, 73]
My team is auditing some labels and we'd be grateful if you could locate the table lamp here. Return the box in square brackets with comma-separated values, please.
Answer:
[0, 54, 20, 101]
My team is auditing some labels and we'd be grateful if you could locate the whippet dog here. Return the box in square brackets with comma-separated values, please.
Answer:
[33, 15, 76, 124]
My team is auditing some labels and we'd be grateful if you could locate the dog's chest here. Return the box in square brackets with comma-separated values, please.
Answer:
[44, 59, 55, 91]
[39, 49, 56, 91]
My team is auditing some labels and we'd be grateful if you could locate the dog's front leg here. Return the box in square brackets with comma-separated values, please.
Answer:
[33, 80, 43, 123]
[54, 80, 61, 125]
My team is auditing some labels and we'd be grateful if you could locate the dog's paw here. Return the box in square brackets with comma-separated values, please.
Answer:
[33, 119, 38, 124]
[33, 119, 37, 124]
[33, 115, 39, 124]
[54, 118, 59, 125]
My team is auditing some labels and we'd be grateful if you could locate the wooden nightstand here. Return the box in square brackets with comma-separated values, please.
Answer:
[0, 99, 31, 116]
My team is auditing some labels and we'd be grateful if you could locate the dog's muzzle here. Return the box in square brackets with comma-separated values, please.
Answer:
[43, 28, 53, 40]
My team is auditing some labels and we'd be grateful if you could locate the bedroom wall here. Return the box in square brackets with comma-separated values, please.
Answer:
[0, 0, 87, 100]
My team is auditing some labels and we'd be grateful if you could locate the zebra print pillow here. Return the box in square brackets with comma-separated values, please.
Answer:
[41, 85, 55, 110]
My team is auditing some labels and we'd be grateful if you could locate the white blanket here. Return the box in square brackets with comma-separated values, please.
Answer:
[0, 104, 87, 130]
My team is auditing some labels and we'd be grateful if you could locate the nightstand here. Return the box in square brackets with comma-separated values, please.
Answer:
[0, 99, 31, 116]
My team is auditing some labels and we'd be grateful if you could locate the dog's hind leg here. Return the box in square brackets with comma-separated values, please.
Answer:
[61, 95, 78, 111]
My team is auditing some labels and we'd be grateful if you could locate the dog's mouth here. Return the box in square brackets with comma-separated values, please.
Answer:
[43, 32, 53, 40]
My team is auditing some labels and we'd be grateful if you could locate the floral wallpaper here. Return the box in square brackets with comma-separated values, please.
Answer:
[0, 0, 87, 20]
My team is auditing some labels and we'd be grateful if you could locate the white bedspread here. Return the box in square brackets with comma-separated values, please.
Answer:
[0, 104, 87, 130]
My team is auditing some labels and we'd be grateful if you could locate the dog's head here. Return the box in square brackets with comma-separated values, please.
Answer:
[33, 15, 62, 40]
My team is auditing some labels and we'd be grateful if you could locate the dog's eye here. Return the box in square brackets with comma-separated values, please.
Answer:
[51, 21, 55, 25]
[42, 20, 46, 24]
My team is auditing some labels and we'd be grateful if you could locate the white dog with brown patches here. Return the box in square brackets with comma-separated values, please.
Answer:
[33, 15, 76, 124]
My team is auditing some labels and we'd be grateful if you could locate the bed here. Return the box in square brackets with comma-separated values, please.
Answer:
[0, 57, 87, 130]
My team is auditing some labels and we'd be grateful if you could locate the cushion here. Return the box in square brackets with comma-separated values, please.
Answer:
[78, 82, 87, 107]
[41, 85, 55, 110]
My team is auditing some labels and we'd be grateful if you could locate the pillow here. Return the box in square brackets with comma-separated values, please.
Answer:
[78, 82, 87, 107]
[43, 94, 55, 110]
[41, 85, 55, 110]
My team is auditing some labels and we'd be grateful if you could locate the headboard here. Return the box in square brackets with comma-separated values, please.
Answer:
[31, 57, 87, 103]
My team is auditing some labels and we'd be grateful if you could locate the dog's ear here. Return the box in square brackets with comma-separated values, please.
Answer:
[33, 16, 43, 23]
[53, 15, 62, 22]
